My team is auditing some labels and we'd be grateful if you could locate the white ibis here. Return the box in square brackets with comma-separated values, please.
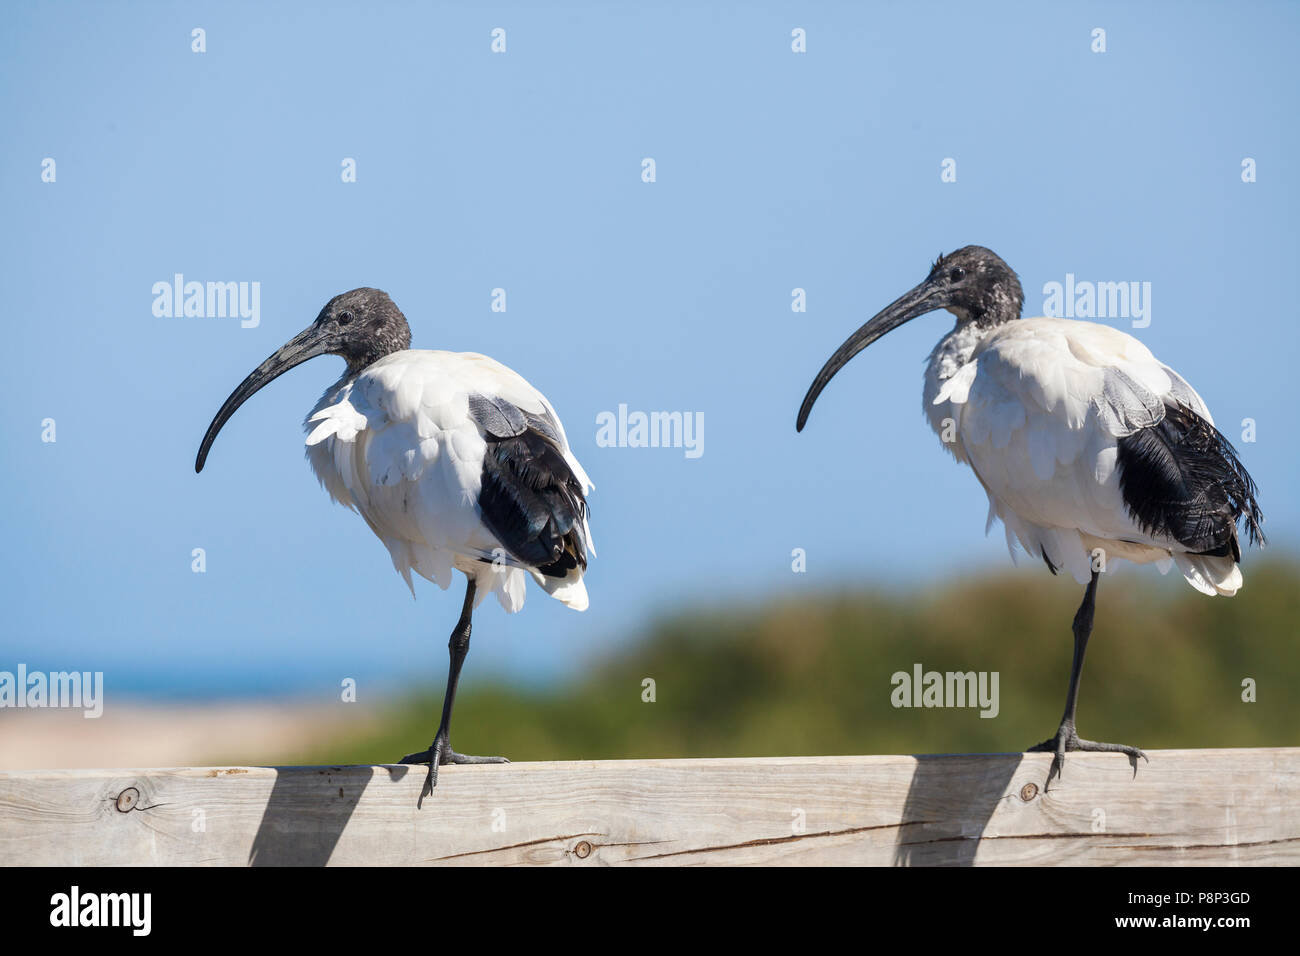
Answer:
[197, 288, 594, 798]
[797, 246, 1264, 787]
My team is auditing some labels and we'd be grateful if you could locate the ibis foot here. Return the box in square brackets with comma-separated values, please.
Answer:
[397, 735, 509, 803]
[1027, 720, 1147, 791]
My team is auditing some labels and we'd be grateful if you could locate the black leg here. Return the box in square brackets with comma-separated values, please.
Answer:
[397, 577, 508, 803]
[1028, 571, 1147, 788]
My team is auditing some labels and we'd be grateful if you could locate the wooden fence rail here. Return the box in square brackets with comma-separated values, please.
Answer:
[0, 749, 1296, 865]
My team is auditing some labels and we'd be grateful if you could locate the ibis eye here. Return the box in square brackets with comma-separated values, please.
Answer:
[337, 311, 353, 326]
[949, 267, 966, 282]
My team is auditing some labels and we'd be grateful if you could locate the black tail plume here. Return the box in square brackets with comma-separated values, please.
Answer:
[1116, 403, 1264, 561]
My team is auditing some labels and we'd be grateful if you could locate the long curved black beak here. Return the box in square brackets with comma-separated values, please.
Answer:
[796, 278, 945, 432]
[195, 325, 332, 472]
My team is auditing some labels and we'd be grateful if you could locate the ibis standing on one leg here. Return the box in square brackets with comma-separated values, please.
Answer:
[796, 247, 1264, 787]
[196, 288, 595, 800]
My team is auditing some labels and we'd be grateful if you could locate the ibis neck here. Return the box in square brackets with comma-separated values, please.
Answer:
[921, 319, 1002, 444]
[345, 352, 384, 375]
[342, 320, 412, 374]
[926, 320, 993, 385]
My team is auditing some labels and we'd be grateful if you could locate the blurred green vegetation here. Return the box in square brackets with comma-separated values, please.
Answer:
[297, 558, 1299, 766]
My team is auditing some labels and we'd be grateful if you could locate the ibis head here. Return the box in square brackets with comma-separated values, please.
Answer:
[195, 287, 411, 472]
[796, 245, 1023, 431]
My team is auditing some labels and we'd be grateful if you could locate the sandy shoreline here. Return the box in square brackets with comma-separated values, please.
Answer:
[0, 700, 374, 769]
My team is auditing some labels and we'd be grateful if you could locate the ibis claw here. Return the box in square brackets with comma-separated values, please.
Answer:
[397, 736, 509, 806]
[1028, 721, 1148, 790]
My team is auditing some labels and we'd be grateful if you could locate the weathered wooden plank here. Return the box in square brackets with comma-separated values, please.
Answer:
[0, 749, 1295, 866]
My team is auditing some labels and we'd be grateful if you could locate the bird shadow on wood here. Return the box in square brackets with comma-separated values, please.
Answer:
[249, 766, 391, 866]
[891, 753, 1024, 866]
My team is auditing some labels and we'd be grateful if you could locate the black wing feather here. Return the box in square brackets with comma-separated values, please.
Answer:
[470, 395, 588, 578]
[1116, 402, 1264, 560]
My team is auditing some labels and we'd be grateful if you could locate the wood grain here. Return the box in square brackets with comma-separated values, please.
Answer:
[0, 749, 1295, 865]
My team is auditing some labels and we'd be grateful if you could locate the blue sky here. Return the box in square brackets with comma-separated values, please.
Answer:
[2, 1, 1296, 697]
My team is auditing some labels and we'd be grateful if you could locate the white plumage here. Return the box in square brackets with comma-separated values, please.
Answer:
[304, 349, 595, 612]
[923, 317, 1239, 596]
